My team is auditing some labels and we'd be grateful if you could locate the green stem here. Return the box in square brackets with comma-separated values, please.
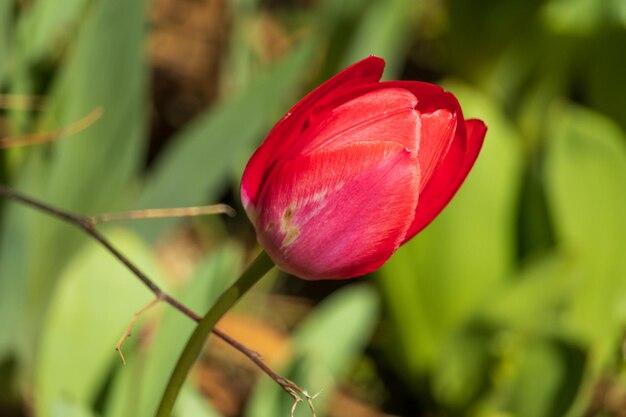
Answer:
[155, 250, 275, 417]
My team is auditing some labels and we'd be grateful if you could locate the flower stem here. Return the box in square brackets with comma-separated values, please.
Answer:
[155, 250, 275, 417]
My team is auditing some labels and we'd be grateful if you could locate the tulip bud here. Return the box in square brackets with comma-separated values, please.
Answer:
[241, 56, 486, 280]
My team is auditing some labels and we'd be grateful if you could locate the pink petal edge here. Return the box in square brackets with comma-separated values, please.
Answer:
[403, 118, 486, 242]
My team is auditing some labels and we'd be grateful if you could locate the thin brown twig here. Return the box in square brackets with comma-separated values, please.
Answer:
[116, 295, 164, 364]
[0, 184, 314, 409]
[89, 204, 236, 224]
[306, 391, 321, 417]
[288, 387, 321, 417]
[0, 107, 103, 149]
[290, 395, 301, 417]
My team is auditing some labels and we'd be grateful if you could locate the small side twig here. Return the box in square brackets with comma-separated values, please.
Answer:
[290, 395, 302, 417]
[0, 107, 103, 149]
[116, 295, 164, 364]
[88, 204, 235, 224]
[287, 387, 321, 417]
[305, 391, 321, 417]
[0, 184, 316, 412]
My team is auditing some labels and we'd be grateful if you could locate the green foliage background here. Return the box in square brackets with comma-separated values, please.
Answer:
[0, 0, 625, 416]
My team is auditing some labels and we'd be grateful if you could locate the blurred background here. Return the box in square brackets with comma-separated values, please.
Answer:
[1, 0, 625, 416]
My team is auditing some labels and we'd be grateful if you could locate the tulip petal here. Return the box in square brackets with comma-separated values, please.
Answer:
[376, 81, 468, 193]
[382, 81, 461, 115]
[417, 109, 457, 191]
[403, 118, 487, 241]
[241, 56, 385, 209]
[253, 141, 420, 280]
[298, 87, 419, 156]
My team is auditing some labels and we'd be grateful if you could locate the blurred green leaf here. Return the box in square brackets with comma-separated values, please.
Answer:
[246, 284, 379, 417]
[35, 228, 160, 417]
[0, 0, 14, 85]
[104, 245, 242, 417]
[0, 155, 57, 362]
[16, 0, 89, 62]
[293, 285, 379, 384]
[445, 0, 544, 78]
[316, 0, 369, 23]
[516, 160, 558, 258]
[50, 401, 97, 417]
[541, 0, 609, 34]
[587, 31, 626, 133]
[340, 0, 416, 77]
[3, 0, 147, 366]
[176, 387, 223, 417]
[545, 103, 626, 360]
[481, 253, 571, 336]
[379, 82, 523, 378]
[38, 0, 146, 212]
[617, 0, 626, 26]
[222, 0, 260, 95]
[101, 348, 140, 417]
[433, 329, 489, 407]
[133, 41, 315, 242]
[509, 341, 566, 417]
[469, 336, 583, 417]
[6, 49, 34, 137]
[0, 204, 29, 360]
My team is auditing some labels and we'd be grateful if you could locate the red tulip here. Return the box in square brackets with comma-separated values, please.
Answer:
[241, 56, 486, 280]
